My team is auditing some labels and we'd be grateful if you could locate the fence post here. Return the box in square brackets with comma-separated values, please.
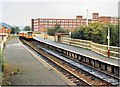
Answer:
[62, 37, 119, 59]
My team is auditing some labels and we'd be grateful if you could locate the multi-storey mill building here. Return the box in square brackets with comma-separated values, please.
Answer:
[32, 13, 118, 32]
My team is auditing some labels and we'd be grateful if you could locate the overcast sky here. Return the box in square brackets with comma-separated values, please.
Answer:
[0, 0, 119, 27]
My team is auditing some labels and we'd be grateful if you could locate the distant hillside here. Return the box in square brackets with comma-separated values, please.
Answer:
[0, 22, 12, 29]
[18, 26, 24, 30]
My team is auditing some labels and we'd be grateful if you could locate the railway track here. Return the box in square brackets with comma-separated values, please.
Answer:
[20, 39, 119, 86]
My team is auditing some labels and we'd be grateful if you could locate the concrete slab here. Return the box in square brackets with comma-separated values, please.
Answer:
[3, 38, 74, 85]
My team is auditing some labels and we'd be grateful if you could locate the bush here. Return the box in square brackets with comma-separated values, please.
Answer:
[47, 24, 69, 36]
[47, 28, 56, 36]
[71, 23, 119, 46]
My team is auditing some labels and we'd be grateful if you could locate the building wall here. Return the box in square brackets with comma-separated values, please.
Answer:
[98, 16, 111, 24]
[92, 13, 99, 19]
[97, 16, 118, 25]
[32, 18, 82, 32]
[0, 27, 11, 34]
[32, 13, 118, 32]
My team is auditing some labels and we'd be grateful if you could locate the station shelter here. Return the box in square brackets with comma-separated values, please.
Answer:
[55, 33, 69, 43]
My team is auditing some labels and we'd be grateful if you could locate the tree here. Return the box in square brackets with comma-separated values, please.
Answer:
[47, 24, 69, 36]
[15, 27, 20, 34]
[71, 22, 119, 46]
[55, 24, 61, 31]
[10, 26, 20, 34]
[24, 26, 31, 31]
[71, 25, 87, 39]
[47, 28, 55, 36]
[10, 27, 15, 34]
[109, 25, 119, 46]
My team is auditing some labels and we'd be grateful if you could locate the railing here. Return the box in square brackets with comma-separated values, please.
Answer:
[62, 37, 120, 59]
[0, 34, 9, 85]
[0, 34, 9, 51]
[0, 34, 9, 73]
[35, 34, 55, 41]
[0, 33, 8, 35]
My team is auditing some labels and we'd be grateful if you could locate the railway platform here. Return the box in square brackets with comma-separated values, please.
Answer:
[33, 36, 120, 76]
[34, 36, 119, 67]
[3, 38, 75, 85]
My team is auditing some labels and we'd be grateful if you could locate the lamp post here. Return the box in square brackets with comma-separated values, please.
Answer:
[103, 25, 110, 57]
[69, 30, 71, 45]
[87, 9, 88, 26]
[44, 29, 47, 39]
[46, 28, 47, 39]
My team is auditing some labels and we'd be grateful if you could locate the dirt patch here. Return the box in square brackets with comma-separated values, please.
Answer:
[2, 63, 19, 85]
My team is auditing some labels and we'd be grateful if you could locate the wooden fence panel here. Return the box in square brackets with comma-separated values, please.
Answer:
[62, 37, 120, 59]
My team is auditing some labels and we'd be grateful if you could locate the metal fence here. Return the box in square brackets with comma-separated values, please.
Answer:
[62, 37, 120, 59]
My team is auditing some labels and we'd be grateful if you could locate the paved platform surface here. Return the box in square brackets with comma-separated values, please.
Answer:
[34, 36, 119, 67]
[3, 38, 74, 85]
